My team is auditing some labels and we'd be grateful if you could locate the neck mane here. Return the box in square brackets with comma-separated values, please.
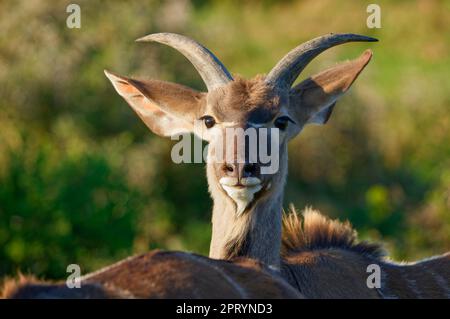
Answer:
[208, 152, 288, 269]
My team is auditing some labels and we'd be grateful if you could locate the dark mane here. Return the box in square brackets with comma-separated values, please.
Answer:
[281, 206, 386, 259]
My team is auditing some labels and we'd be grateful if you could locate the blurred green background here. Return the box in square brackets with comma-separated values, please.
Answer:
[0, 0, 449, 280]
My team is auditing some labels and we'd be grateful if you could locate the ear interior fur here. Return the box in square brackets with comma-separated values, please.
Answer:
[104, 70, 206, 137]
[289, 49, 373, 125]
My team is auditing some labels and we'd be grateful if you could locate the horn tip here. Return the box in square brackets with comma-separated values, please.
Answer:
[135, 33, 162, 42]
[136, 32, 178, 42]
[366, 36, 379, 42]
[135, 35, 153, 42]
[356, 34, 378, 42]
[331, 33, 379, 42]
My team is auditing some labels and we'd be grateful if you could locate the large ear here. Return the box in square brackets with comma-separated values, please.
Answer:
[104, 70, 206, 137]
[288, 49, 373, 126]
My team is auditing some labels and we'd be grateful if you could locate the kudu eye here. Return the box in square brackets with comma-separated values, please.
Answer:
[200, 115, 216, 129]
[274, 116, 294, 131]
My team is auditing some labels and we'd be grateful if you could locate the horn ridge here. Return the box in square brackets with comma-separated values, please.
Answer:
[266, 33, 378, 88]
[137, 33, 233, 91]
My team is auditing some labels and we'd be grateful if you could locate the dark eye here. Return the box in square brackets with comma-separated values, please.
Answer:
[200, 115, 216, 129]
[274, 116, 293, 130]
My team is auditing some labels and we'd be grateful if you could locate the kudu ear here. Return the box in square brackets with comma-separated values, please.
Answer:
[288, 49, 372, 126]
[104, 70, 206, 137]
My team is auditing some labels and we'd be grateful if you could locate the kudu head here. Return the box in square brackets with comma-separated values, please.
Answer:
[105, 33, 376, 217]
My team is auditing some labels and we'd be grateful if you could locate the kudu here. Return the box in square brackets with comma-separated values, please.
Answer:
[104, 33, 378, 269]
[3, 33, 449, 299]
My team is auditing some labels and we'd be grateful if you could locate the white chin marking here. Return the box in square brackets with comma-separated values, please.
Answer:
[219, 177, 262, 216]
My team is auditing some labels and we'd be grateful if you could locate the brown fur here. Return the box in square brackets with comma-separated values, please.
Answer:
[282, 249, 382, 298]
[1, 274, 40, 299]
[209, 75, 281, 124]
[281, 206, 385, 258]
[280, 207, 450, 299]
[379, 254, 450, 298]
[1, 251, 301, 299]
[1, 273, 128, 299]
[105, 71, 207, 137]
[130, 78, 207, 120]
[289, 49, 373, 124]
[4, 209, 449, 299]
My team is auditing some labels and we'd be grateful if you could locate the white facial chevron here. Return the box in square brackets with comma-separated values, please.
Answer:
[219, 177, 262, 216]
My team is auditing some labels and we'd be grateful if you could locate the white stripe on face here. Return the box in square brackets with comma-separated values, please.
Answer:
[219, 177, 262, 216]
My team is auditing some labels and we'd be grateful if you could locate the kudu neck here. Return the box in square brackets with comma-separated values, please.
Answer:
[207, 154, 288, 269]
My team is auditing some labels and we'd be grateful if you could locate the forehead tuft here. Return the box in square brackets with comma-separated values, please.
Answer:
[211, 75, 281, 123]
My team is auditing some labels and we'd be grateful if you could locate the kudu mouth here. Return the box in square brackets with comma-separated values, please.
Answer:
[219, 177, 269, 216]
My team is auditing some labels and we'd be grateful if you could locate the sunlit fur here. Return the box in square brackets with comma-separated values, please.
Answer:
[280, 207, 450, 298]
[3, 209, 449, 299]
[2, 251, 301, 299]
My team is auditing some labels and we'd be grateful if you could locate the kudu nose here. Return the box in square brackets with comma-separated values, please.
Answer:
[222, 162, 259, 181]
[243, 163, 258, 177]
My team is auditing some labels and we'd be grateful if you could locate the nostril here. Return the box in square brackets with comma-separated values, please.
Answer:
[243, 163, 257, 175]
[224, 164, 234, 173]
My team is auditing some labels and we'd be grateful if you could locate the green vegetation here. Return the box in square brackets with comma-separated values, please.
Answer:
[0, 0, 449, 279]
